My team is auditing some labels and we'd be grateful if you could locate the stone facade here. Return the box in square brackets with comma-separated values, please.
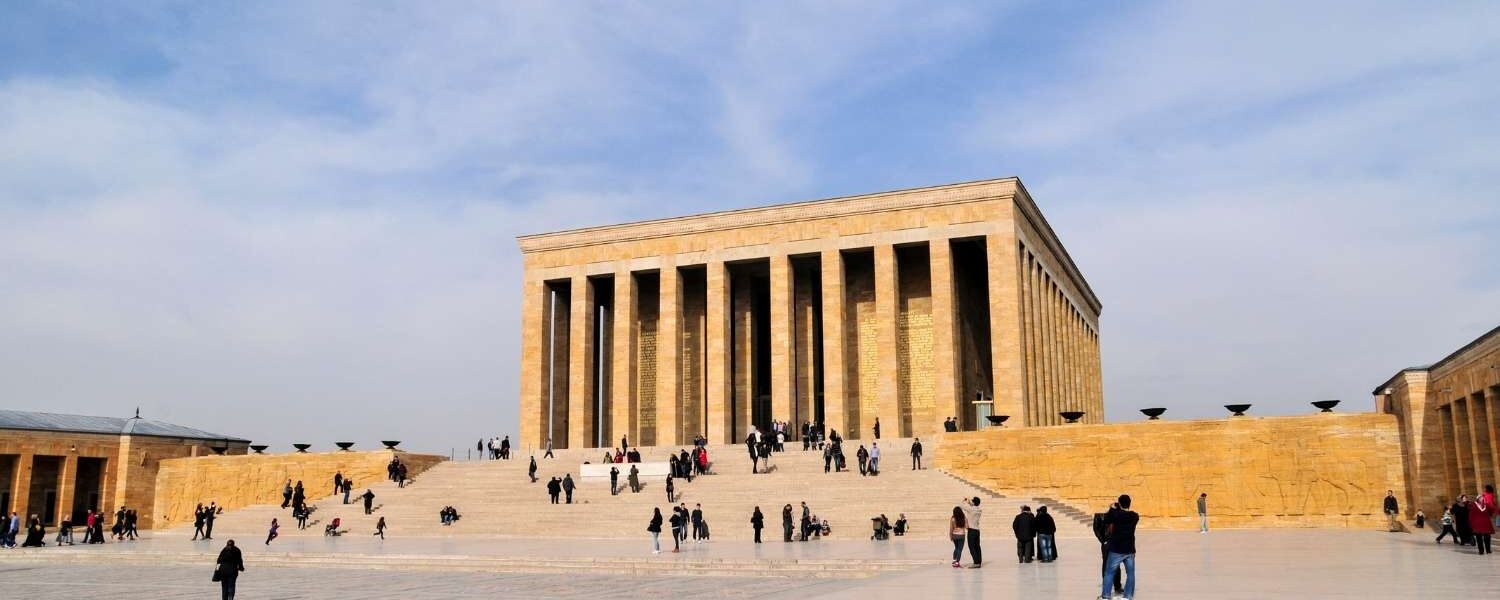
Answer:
[1376, 326, 1500, 519]
[936, 413, 1407, 528]
[152, 450, 444, 528]
[516, 178, 1105, 450]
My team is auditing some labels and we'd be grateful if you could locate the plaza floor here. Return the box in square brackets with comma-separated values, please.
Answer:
[2, 528, 1496, 598]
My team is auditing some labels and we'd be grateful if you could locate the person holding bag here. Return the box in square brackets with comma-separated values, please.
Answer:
[213, 539, 244, 600]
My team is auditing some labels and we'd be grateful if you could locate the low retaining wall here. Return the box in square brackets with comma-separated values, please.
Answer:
[151, 450, 444, 528]
[935, 413, 1406, 529]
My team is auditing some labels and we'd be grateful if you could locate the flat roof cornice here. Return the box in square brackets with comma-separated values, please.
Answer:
[516, 177, 1021, 253]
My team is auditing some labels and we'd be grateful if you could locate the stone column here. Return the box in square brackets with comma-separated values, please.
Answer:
[1488, 388, 1500, 490]
[1448, 402, 1470, 493]
[10, 452, 33, 524]
[1050, 276, 1062, 423]
[820, 248, 847, 437]
[56, 454, 77, 525]
[568, 274, 596, 449]
[519, 278, 546, 450]
[1020, 253, 1038, 427]
[769, 253, 794, 427]
[990, 231, 1026, 426]
[874, 244, 902, 438]
[1464, 394, 1487, 490]
[929, 238, 959, 434]
[1067, 308, 1079, 418]
[656, 263, 682, 447]
[611, 269, 638, 448]
[1034, 263, 1049, 426]
[705, 261, 731, 444]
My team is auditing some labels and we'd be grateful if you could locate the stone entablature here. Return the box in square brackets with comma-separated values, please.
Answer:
[515, 177, 1105, 452]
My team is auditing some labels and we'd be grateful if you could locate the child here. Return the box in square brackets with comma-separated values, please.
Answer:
[1414, 509, 1426, 529]
[265, 518, 279, 545]
[374, 516, 387, 540]
[1435, 509, 1457, 544]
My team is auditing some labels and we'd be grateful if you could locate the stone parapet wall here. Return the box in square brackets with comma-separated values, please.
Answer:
[151, 450, 445, 529]
[935, 413, 1406, 529]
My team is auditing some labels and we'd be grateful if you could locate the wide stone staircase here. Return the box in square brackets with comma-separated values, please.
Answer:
[164, 437, 1094, 542]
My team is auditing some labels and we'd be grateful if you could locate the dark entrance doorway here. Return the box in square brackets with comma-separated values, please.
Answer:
[72, 457, 107, 521]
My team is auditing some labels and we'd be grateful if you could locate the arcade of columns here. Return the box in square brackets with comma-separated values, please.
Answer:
[516, 178, 1103, 450]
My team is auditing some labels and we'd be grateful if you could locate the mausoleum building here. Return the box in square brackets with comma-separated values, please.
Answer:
[516, 177, 1104, 450]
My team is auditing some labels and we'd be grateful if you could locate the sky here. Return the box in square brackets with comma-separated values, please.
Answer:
[1, 1, 1497, 454]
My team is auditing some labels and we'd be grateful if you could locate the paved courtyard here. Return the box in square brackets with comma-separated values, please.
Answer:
[2, 529, 1496, 598]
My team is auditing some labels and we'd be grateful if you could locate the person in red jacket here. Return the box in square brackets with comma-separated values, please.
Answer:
[1469, 492, 1495, 556]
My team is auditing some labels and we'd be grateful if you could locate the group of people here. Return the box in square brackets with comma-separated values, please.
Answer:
[647, 503, 710, 554]
[1009, 504, 1059, 563]
[1428, 485, 1497, 555]
[2, 505, 138, 549]
[545, 474, 576, 504]
[192, 503, 221, 540]
[387, 457, 409, 488]
[480, 435, 512, 460]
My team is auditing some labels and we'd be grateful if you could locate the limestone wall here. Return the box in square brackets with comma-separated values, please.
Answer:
[151, 450, 445, 528]
[935, 413, 1406, 529]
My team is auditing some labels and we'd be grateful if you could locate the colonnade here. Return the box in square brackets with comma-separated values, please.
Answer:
[519, 235, 1104, 451]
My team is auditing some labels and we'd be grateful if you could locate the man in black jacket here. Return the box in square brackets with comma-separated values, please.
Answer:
[1034, 506, 1057, 562]
[1012, 506, 1036, 563]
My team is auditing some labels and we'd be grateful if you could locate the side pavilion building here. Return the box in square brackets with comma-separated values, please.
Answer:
[516, 177, 1104, 450]
[1, 409, 249, 529]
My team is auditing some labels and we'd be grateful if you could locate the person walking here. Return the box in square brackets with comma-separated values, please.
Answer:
[1013, 506, 1036, 563]
[1436, 508, 1458, 543]
[869, 442, 881, 475]
[857, 445, 869, 476]
[1197, 493, 1209, 533]
[1470, 492, 1494, 555]
[374, 516, 387, 540]
[911, 438, 923, 470]
[280, 479, 293, 508]
[204, 503, 218, 540]
[361, 489, 376, 515]
[782, 504, 794, 542]
[192, 504, 206, 540]
[529, 456, 539, 483]
[333, 471, 343, 496]
[873, 417, 881, 440]
[962, 497, 984, 568]
[629, 464, 641, 493]
[342, 478, 353, 504]
[751, 506, 764, 543]
[1100, 494, 1139, 600]
[214, 539, 244, 600]
[547, 477, 561, 504]
[562, 474, 576, 504]
[1035, 506, 1057, 562]
[648, 508, 664, 554]
[669, 506, 684, 553]
[544, 438, 555, 459]
[1383, 490, 1400, 532]
[264, 518, 278, 545]
[665, 474, 675, 503]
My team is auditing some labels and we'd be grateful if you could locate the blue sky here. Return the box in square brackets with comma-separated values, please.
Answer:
[2, 2, 1497, 453]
